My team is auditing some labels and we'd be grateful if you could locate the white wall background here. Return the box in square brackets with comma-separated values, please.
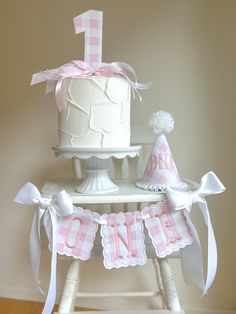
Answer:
[0, 0, 235, 312]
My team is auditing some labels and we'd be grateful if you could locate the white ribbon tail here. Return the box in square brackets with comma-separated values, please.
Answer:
[14, 183, 46, 295]
[42, 211, 58, 314]
[199, 200, 217, 294]
[29, 208, 45, 296]
[180, 210, 205, 291]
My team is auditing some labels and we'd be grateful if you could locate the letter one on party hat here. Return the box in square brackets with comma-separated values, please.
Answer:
[136, 111, 187, 192]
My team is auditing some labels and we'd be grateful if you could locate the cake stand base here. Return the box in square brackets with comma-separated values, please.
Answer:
[53, 146, 141, 195]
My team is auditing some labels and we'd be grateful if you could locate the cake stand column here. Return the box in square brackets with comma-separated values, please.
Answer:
[75, 157, 118, 194]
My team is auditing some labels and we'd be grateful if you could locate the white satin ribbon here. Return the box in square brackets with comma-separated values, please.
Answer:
[166, 171, 225, 294]
[14, 182, 74, 314]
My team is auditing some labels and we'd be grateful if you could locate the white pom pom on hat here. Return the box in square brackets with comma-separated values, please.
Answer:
[149, 111, 174, 135]
[136, 110, 187, 192]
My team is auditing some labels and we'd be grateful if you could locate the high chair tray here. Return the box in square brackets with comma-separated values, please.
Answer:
[42, 178, 195, 204]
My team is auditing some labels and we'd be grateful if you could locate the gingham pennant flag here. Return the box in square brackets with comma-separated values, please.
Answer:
[100, 212, 147, 269]
[56, 207, 99, 260]
[143, 201, 193, 257]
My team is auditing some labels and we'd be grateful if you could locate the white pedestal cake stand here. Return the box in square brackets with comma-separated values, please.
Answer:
[53, 146, 141, 195]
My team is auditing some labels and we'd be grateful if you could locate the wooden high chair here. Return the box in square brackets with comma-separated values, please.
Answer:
[42, 127, 185, 314]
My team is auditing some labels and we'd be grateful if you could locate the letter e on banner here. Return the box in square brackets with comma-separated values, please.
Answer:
[100, 212, 147, 269]
[143, 201, 193, 257]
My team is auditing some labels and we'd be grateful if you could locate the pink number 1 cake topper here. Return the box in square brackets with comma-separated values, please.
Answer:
[74, 10, 103, 68]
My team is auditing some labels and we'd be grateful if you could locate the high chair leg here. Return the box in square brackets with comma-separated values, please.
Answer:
[58, 260, 81, 313]
[158, 258, 182, 312]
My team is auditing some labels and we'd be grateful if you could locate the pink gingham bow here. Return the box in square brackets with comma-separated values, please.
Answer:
[14, 183, 74, 314]
[31, 60, 151, 112]
[166, 171, 225, 294]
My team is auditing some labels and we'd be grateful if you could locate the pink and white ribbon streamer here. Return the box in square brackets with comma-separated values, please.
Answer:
[31, 60, 151, 112]
[166, 171, 225, 294]
[14, 183, 74, 314]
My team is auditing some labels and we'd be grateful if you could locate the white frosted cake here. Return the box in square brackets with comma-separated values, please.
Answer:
[58, 76, 131, 148]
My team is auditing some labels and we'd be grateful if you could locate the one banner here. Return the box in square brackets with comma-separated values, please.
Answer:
[50, 202, 193, 267]
[14, 171, 225, 314]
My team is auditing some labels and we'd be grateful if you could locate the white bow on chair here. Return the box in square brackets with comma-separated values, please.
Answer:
[166, 171, 225, 294]
[14, 182, 74, 314]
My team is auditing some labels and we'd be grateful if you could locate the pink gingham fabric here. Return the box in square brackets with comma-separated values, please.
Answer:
[141, 134, 184, 189]
[100, 212, 147, 269]
[56, 207, 99, 259]
[143, 201, 193, 257]
[74, 10, 103, 67]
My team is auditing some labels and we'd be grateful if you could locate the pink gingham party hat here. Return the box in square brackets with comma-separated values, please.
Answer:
[136, 111, 187, 192]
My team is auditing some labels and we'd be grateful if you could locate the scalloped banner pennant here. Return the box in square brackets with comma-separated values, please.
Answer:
[56, 207, 99, 260]
[100, 212, 147, 269]
[143, 202, 193, 257]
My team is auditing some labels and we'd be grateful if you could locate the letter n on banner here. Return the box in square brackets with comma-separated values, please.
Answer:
[56, 208, 99, 260]
[100, 212, 147, 269]
[143, 201, 193, 257]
